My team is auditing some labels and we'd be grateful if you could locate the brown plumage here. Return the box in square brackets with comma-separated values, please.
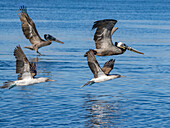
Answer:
[84, 19, 144, 56]
[84, 50, 116, 78]
[92, 19, 117, 49]
[85, 50, 104, 78]
[81, 50, 124, 87]
[14, 45, 37, 80]
[101, 59, 115, 75]
[111, 27, 118, 36]
[0, 45, 55, 89]
[17, 5, 64, 55]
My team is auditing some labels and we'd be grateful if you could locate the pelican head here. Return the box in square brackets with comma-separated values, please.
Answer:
[115, 42, 144, 55]
[44, 34, 64, 44]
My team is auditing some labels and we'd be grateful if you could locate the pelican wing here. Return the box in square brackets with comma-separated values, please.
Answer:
[111, 27, 118, 36]
[102, 59, 115, 75]
[92, 19, 117, 49]
[18, 6, 41, 44]
[14, 45, 37, 80]
[85, 50, 106, 78]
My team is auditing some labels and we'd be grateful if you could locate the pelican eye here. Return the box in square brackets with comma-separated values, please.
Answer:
[117, 42, 126, 49]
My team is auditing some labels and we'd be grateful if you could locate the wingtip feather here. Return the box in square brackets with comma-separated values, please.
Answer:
[92, 19, 117, 30]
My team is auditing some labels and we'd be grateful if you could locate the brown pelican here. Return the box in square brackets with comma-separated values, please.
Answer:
[17, 6, 64, 55]
[81, 50, 125, 87]
[84, 19, 144, 56]
[0, 45, 55, 89]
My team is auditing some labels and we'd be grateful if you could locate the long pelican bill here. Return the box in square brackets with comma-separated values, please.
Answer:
[126, 46, 144, 55]
[120, 75, 126, 77]
[55, 39, 64, 44]
[44, 34, 64, 44]
[47, 79, 56, 82]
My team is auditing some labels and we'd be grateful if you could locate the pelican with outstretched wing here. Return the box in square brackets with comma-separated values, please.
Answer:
[0, 45, 55, 89]
[18, 5, 64, 55]
[81, 49, 125, 87]
[84, 19, 144, 56]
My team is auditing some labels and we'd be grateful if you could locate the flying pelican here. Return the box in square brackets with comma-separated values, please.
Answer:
[81, 49, 125, 87]
[17, 5, 64, 55]
[0, 45, 55, 89]
[84, 19, 144, 56]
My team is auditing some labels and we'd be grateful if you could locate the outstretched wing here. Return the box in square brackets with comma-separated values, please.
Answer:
[17, 5, 42, 44]
[111, 27, 118, 36]
[14, 45, 37, 80]
[102, 59, 115, 75]
[85, 49, 106, 78]
[92, 19, 117, 49]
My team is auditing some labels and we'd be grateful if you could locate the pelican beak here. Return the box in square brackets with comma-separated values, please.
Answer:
[48, 79, 56, 82]
[45, 34, 64, 44]
[54, 39, 64, 44]
[126, 46, 144, 55]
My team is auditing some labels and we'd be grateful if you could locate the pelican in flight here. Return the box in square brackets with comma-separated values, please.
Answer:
[81, 50, 125, 87]
[84, 19, 144, 56]
[18, 6, 64, 55]
[0, 45, 55, 89]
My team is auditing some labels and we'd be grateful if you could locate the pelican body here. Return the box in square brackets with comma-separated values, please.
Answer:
[91, 75, 121, 83]
[3, 77, 54, 89]
[81, 50, 124, 87]
[18, 6, 64, 55]
[84, 19, 144, 56]
[0, 46, 55, 89]
[93, 46, 124, 56]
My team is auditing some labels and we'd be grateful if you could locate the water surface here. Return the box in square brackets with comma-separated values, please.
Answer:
[0, 0, 170, 127]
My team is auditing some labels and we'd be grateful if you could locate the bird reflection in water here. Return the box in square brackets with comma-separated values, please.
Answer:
[83, 93, 122, 128]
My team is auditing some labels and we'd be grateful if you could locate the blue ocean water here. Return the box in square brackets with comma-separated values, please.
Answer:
[0, 0, 170, 127]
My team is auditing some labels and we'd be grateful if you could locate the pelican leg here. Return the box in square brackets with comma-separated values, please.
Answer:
[36, 50, 42, 56]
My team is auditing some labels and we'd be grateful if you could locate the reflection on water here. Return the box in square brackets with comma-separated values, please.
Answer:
[83, 93, 123, 128]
